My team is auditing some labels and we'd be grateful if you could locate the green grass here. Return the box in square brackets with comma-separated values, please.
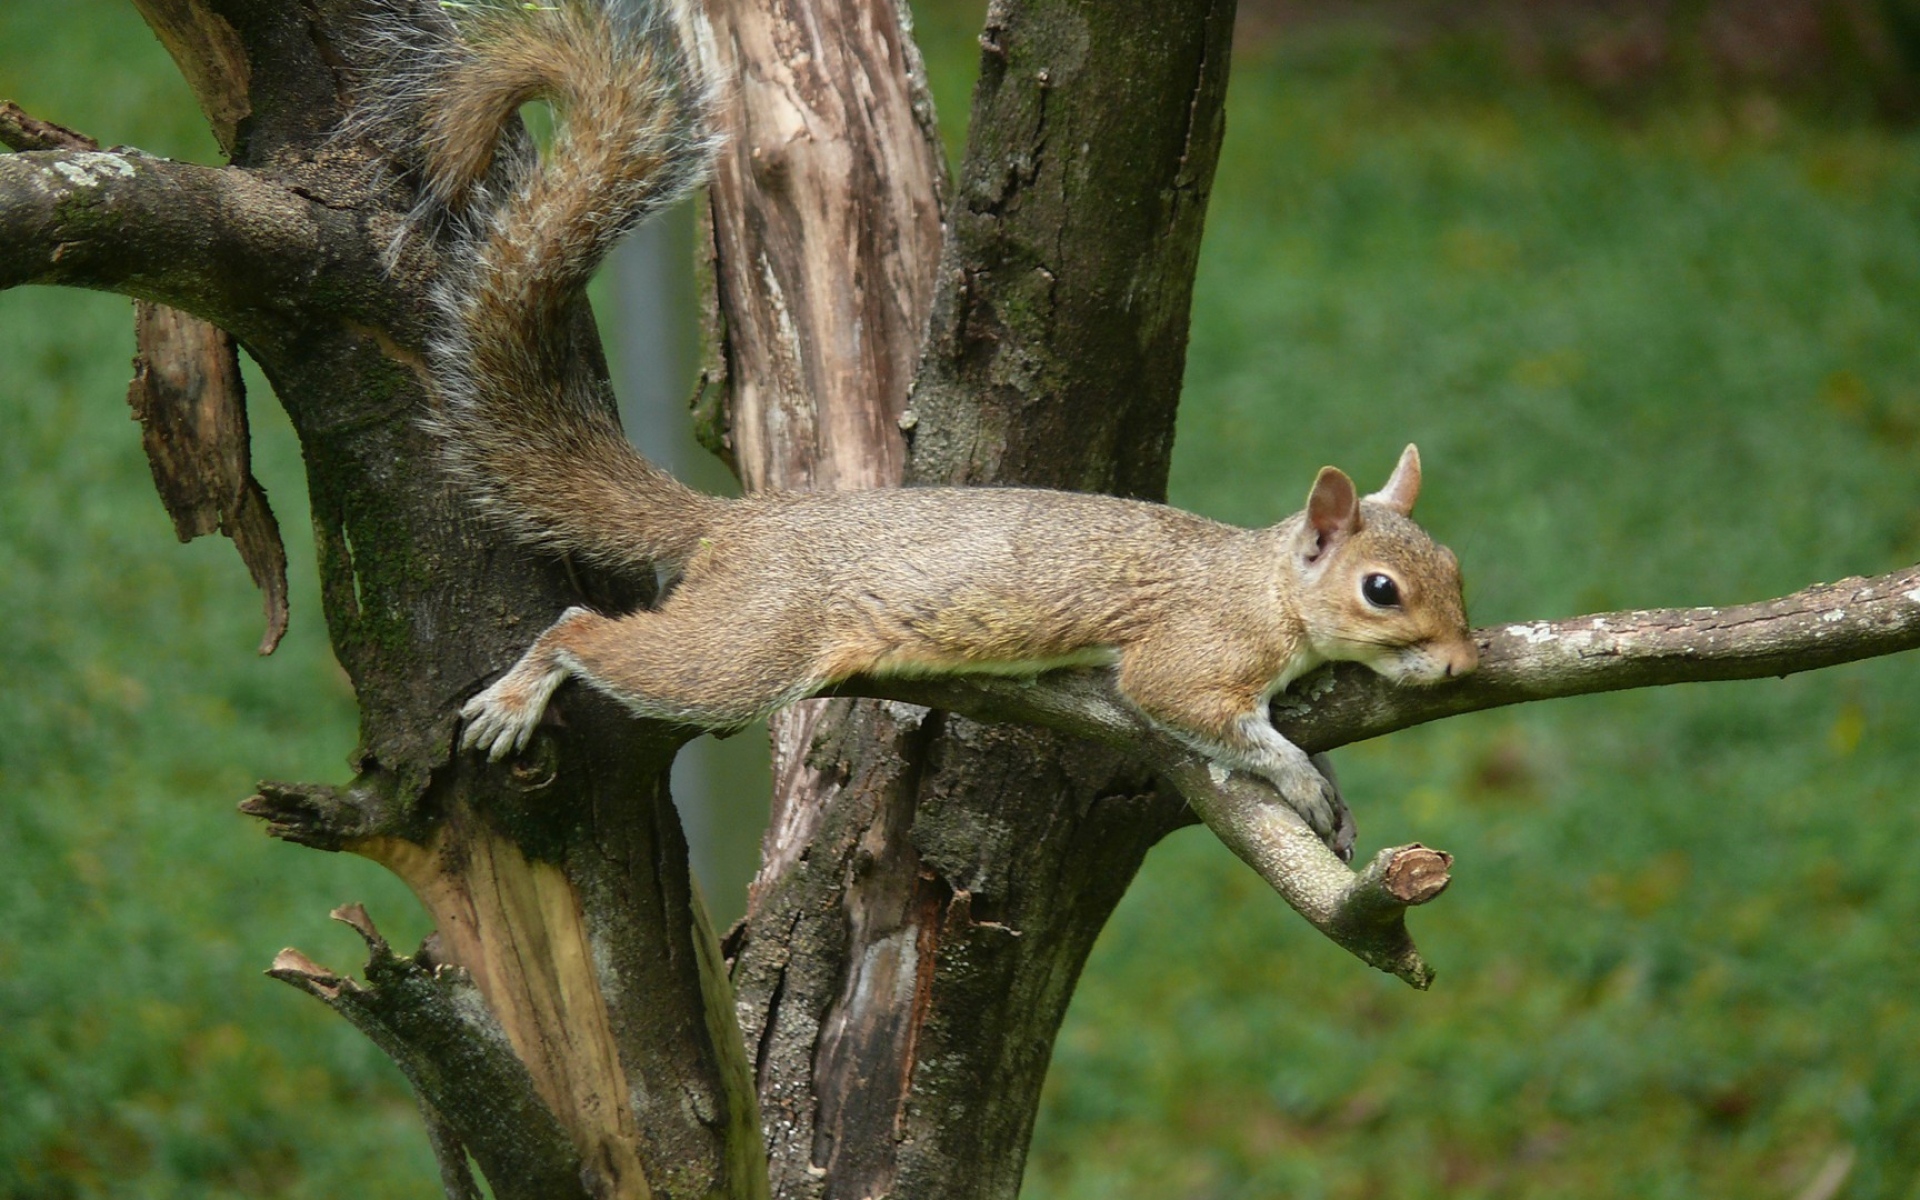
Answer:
[1024, 37, 1920, 1200]
[0, 7, 439, 1194]
[6, 3, 1920, 1197]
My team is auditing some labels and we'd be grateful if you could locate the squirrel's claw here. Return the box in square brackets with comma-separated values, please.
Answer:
[1258, 754, 1354, 863]
[460, 693, 529, 760]
[459, 658, 566, 760]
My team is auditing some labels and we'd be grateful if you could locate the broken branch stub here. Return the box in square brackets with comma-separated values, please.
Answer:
[267, 903, 589, 1200]
[1166, 758, 1445, 989]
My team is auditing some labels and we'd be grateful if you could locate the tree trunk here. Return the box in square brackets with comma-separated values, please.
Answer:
[704, 1, 1240, 1195]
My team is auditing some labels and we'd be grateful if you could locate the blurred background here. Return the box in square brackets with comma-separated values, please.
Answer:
[4, 0, 1920, 1195]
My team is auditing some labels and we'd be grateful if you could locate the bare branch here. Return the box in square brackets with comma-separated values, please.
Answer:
[831, 563, 1920, 980]
[268, 906, 587, 1200]
[1280, 563, 1920, 749]
[1165, 759, 1448, 988]
[0, 150, 370, 333]
[0, 100, 98, 152]
[4, 108, 293, 654]
[840, 563, 1920, 757]
[819, 673, 1438, 981]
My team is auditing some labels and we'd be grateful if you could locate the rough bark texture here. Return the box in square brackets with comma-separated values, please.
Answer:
[128, 301, 291, 655]
[699, 0, 946, 494]
[0, 101, 286, 654]
[707, 2, 1241, 1197]
[6, 4, 763, 1197]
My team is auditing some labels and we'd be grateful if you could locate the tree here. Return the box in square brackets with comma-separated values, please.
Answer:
[4, 1, 1917, 1196]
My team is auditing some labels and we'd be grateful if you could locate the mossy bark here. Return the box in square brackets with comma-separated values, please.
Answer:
[5, 0, 1244, 1192]
[5, 2, 761, 1196]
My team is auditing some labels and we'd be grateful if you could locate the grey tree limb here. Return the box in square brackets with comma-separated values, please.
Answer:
[2, 101, 289, 654]
[837, 564, 1920, 756]
[1281, 564, 1920, 748]
[267, 906, 587, 1200]
[16, 0, 1915, 1192]
[822, 563, 1920, 981]
[0, 150, 370, 335]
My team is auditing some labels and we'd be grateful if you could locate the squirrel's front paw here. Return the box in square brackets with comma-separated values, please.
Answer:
[460, 661, 565, 760]
[1268, 760, 1354, 862]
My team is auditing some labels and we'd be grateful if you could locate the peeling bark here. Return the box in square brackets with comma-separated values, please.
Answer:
[124, 0, 251, 154]
[128, 301, 290, 654]
[1, 102, 287, 654]
[710, 1, 1243, 1197]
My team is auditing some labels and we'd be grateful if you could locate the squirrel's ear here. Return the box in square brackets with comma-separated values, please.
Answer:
[1365, 443, 1422, 515]
[1304, 466, 1361, 562]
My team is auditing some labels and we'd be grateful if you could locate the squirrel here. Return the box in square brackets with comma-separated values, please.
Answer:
[359, 0, 1478, 848]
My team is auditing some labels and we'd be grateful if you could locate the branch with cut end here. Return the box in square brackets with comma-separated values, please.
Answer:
[1165, 759, 1449, 988]
[834, 563, 1920, 982]
[833, 670, 1443, 985]
[270, 904, 587, 1200]
[240, 770, 430, 851]
[0, 149, 368, 332]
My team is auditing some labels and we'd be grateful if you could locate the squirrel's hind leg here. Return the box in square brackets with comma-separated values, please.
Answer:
[460, 603, 821, 760]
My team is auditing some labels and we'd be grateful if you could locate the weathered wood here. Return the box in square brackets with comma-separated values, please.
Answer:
[696, 0, 951, 964]
[700, 0, 946, 494]
[268, 907, 587, 1200]
[125, 0, 250, 154]
[128, 301, 290, 654]
[712, 1, 1242, 1197]
[0, 100, 98, 151]
[0, 102, 287, 655]
[99, 4, 766, 1196]
[11, 0, 1920, 1196]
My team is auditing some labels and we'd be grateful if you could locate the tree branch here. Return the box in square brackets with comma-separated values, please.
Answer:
[830, 563, 1920, 980]
[0, 99, 99, 152]
[840, 563, 1920, 758]
[1280, 563, 1920, 749]
[0, 150, 371, 333]
[4, 105, 289, 654]
[269, 905, 587, 1200]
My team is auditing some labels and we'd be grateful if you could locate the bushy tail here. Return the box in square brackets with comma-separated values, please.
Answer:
[355, 0, 722, 570]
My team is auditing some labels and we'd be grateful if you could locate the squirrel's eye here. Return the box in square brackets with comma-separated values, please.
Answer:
[1361, 573, 1401, 608]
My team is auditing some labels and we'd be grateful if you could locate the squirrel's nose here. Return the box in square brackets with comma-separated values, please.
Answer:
[1444, 638, 1480, 678]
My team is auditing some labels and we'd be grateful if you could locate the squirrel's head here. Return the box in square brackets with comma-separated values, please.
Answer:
[1290, 444, 1478, 684]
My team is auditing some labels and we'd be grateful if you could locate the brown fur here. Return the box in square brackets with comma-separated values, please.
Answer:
[462, 456, 1478, 842]
[376, 2, 1477, 840]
